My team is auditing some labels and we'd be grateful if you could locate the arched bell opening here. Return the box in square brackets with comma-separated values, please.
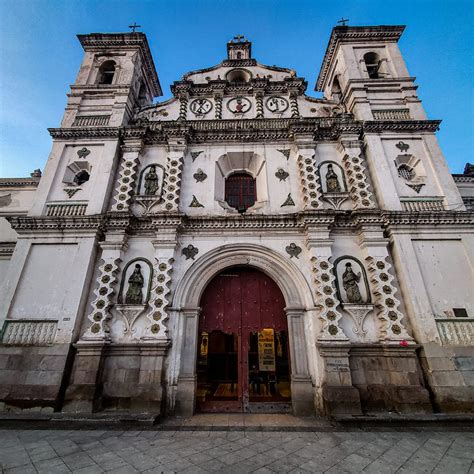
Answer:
[196, 266, 291, 413]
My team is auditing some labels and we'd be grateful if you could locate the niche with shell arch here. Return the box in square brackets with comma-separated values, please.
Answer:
[333, 256, 371, 305]
[318, 161, 347, 194]
[63, 161, 92, 187]
[214, 151, 268, 212]
[118, 258, 153, 305]
[137, 164, 165, 197]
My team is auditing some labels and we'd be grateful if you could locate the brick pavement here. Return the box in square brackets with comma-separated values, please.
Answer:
[0, 415, 473, 473]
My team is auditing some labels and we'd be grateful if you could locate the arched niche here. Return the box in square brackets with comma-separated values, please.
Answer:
[226, 68, 252, 83]
[137, 164, 165, 197]
[214, 151, 268, 211]
[117, 258, 153, 305]
[333, 256, 371, 305]
[317, 161, 347, 193]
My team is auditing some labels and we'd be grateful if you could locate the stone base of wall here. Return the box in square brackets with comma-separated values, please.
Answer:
[420, 343, 474, 413]
[0, 343, 71, 411]
[63, 341, 169, 414]
[349, 344, 432, 414]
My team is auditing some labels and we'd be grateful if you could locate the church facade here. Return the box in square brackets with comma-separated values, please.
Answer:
[0, 25, 473, 417]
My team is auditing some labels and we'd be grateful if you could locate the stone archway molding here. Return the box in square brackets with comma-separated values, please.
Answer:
[170, 243, 315, 416]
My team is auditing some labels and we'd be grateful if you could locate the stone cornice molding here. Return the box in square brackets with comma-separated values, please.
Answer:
[363, 120, 441, 133]
[453, 174, 474, 183]
[48, 127, 120, 139]
[0, 242, 15, 258]
[7, 215, 106, 235]
[381, 210, 474, 227]
[0, 178, 40, 188]
[316, 25, 406, 91]
[77, 32, 162, 96]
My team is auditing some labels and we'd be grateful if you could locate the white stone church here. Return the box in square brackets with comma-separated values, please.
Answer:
[0, 25, 473, 417]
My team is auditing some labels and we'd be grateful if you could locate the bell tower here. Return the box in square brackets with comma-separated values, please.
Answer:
[316, 25, 426, 121]
[62, 32, 162, 128]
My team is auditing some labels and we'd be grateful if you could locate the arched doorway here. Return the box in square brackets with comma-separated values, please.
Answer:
[196, 266, 291, 413]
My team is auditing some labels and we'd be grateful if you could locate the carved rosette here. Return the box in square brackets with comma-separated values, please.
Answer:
[366, 256, 412, 341]
[83, 258, 121, 340]
[342, 155, 376, 209]
[161, 155, 184, 212]
[111, 156, 140, 212]
[143, 258, 173, 339]
[311, 257, 347, 341]
[297, 155, 322, 209]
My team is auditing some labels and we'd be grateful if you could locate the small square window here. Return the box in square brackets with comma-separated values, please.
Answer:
[453, 308, 468, 318]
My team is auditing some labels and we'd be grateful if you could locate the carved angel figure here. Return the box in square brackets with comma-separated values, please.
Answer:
[342, 262, 363, 304]
[125, 264, 144, 304]
[144, 165, 159, 195]
[325, 164, 341, 193]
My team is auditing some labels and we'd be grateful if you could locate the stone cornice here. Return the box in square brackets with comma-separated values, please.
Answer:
[0, 242, 15, 258]
[77, 32, 162, 96]
[7, 215, 106, 234]
[48, 127, 121, 139]
[316, 25, 406, 91]
[381, 210, 474, 227]
[0, 178, 40, 188]
[453, 174, 474, 183]
[363, 120, 441, 133]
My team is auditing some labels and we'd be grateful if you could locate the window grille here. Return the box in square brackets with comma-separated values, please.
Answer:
[225, 172, 256, 212]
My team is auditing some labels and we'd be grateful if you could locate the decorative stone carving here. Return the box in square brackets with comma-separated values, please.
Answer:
[275, 168, 289, 181]
[135, 164, 165, 213]
[191, 151, 203, 162]
[182, 244, 199, 260]
[334, 257, 371, 305]
[342, 262, 363, 304]
[281, 193, 295, 207]
[64, 188, 80, 199]
[395, 141, 410, 152]
[311, 257, 347, 341]
[325, 164, 342, 192]
[161, 155, 184, 212]
[111, 144, 141, 212]
[114, 304, 147, 335]
[255, 92, 264, 118]
[1, 320, 58, 345]
[406, 183, 425, 193]
[143, 165, 160, 196]
[214, 94, 223, 119]
[342, 155, 376, 209]
[178, 93, 189, 120]
[193, 169, 207, 182]
[190, 98, 212, 116]
[46, 202, 87, 216]
[366, 256, 412, 341]
[342, 304, 374, 338]
[277, 149, 291, 160]
[227, 96, 251, 114]
[289, 92, 300, 117]
[297, 154, 322, 209]
[285, 243, 302, 259]
[266, 96, 289, 113]
[189, 195, 204, 208]
[77, 147, 91, 158]
[83, 257, 121, 340]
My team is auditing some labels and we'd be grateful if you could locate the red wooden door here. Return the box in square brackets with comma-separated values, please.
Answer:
[197, 267, 290, 412]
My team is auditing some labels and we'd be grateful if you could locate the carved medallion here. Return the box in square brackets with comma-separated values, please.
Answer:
[275, 168, 289, 181]
[227, 96, 251, 114]
[193, 169, 207, 182]
[190, 99, 213, 116]
[285, 243, 302, 259]
[266, 96, 289, 113]
[182, 244, 199, 260]
[77, 147, 91, 158]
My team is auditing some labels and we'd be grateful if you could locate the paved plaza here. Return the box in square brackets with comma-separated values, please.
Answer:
[0, 415, 473, 473]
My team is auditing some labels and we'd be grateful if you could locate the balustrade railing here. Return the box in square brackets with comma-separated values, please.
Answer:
[72, 115, 110, 127]
[46, 202, 87, 216]
[436, 318, 474, 346]
[373, 109, 411, 120]
[1, 320, 57, 345]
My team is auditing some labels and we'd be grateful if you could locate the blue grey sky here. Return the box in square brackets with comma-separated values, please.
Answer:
[0, 0, 472, 177]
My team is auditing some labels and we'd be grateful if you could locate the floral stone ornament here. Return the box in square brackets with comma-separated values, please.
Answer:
[182, 244, 199, 260]
[285, 243, 302, 259]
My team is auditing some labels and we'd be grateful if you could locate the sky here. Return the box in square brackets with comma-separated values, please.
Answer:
[0, 0, 473, 177]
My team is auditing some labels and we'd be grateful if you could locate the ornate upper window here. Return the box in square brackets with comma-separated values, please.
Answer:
[225, 172, 256, 212]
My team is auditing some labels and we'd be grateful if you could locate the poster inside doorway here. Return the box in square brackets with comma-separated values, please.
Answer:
[258, 328, 276, 371]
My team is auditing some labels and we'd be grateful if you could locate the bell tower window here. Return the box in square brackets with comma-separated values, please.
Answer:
[364, 52, 380, 79]
[225, 172, 256, 212]
[98, 60, 116, 85]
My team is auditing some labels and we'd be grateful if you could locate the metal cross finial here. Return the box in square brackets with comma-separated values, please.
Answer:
[337, 17, 349, 26]
[234, 35, 245, 42]
[128, 22, 141, 33]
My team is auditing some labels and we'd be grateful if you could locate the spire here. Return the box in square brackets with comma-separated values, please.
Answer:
[227, 35, 252, 60]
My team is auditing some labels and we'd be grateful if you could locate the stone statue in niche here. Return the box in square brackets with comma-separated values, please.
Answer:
[342, 262, 363, 303]
[325, 164, 341, 193]
[144, 165, 160, 196]
[125, 264, 144, 304]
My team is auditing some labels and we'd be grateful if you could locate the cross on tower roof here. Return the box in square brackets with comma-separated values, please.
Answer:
[337, 17, 349, 26]
[128, 22, 141, 33]
[234, 35, 245, 42]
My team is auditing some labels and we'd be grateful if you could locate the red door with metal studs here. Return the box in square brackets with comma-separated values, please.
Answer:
[196, 267, 290, 412]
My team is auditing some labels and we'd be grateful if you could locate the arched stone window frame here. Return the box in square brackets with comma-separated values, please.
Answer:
[333, 255, 372, 305]
[215, 152, 268, 212]
[317, 161, 347, 193]
[358, 49, 391, 79]
[93, 57, 121, 85]
[117, 258, 153, 305]
[225, 68, 253, 83]
[136, 163, 165, 197]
